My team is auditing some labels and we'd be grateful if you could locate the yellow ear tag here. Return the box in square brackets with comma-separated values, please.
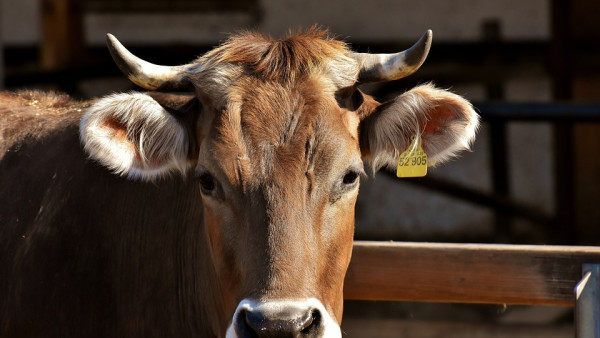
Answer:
[396, 135, 428, 178]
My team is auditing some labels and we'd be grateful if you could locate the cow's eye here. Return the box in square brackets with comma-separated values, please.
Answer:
[198, 173, 216, 194]
[341, 168, 363, 189]
[330, 168, 362, 203]
[342, 171, 360, 185]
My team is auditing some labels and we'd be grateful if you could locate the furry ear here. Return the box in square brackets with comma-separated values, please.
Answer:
[359, 84, 479, 173]
[80, 92, 198, 180]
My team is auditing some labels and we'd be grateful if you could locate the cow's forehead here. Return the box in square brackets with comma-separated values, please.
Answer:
[192, 28, 364, 188]
[200, 75, 360, 190]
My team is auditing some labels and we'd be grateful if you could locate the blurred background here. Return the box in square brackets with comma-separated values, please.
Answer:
[1, 0, 599, 336]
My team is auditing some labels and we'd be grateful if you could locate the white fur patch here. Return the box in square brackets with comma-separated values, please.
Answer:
[364, 84, 480, 173]
[226, 298, 341, 338]
[80, 92, 191, 180]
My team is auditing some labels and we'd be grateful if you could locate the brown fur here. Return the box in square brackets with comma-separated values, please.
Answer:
[201, 73, 359, 320]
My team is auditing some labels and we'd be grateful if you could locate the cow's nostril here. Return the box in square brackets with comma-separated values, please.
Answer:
[300, 308, 320, 333]
[243, 309, 263, 337]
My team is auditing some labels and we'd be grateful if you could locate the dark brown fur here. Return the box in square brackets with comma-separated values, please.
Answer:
[0, 91, 88, 158]
[0, 92, 225, 336]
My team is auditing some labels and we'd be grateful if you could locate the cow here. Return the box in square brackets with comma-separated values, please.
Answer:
[0, 27, 479, 337]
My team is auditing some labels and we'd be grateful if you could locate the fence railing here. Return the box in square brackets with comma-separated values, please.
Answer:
[344, 241, 600, 337]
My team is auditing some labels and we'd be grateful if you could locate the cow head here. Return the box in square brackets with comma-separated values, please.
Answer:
[80, 28, 478, 337]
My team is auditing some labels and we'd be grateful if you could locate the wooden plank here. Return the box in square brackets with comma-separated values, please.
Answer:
[344, 241, 600, 306]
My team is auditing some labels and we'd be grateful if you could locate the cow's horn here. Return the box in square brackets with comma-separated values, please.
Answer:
[106, 34, 192, 91]
[354, 30, 432, 83]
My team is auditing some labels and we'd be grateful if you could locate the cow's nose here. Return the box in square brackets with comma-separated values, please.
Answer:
[227, 299, 341, 338]
[242, 305, 319, 337]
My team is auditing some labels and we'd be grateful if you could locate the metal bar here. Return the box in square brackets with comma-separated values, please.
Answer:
[553, 122, 577, 244]
[489, 119, 511, 241]
[575, 264, 600, 338]
[475, 102, 600, 122]
[482, 20, 513, 242]
[550, 0, 578, 245]
[0, 0, 3, 90]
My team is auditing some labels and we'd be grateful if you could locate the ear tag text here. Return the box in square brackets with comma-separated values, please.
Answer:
[396, 135, 427, 178]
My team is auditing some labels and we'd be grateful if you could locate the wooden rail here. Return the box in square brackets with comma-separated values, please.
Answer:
[344, 241, 600, 306]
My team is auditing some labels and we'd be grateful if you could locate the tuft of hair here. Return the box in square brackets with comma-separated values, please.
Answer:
[80, 93, 191, 180]
[203, 26, 358, 84]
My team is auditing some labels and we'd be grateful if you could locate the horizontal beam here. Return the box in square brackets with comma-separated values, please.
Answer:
[344, 241, 600, 306]
[475, 102, 600, 122]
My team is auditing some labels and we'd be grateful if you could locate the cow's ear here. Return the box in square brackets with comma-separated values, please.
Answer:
[359, 84, 479, 173]
[80, 92, 199, 180]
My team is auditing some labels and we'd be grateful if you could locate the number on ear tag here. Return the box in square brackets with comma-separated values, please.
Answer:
[396, 135, 428, 178]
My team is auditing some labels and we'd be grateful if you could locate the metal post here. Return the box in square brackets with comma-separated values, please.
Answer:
[551, 0, 577, 244]
[482, 20, 511, 243]
[0, 0, 4, 90]
[575, 264, 600, 337]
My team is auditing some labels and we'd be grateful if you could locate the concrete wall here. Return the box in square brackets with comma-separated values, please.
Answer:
[1, 0, 39, 45]
[2, 0, 549, 45]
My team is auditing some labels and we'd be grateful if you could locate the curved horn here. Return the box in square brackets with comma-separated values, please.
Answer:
[354, 30, 432, 83]
[106, 34, 192, 91]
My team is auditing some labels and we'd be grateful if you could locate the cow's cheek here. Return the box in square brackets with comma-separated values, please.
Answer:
[320, 195, 357, 323]
[203, 202, 241, 315]
[204, 204, 221, 261]
[335, 210, 356, 322]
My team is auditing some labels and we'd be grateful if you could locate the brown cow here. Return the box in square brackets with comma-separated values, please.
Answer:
[0, 28, 479, 337]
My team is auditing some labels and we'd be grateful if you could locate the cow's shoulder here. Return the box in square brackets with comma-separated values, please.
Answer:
[0, 91, 90, 157]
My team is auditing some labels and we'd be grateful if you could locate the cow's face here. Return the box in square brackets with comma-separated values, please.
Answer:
[80, 28, 479, 337]
[198, 77, 362, 332]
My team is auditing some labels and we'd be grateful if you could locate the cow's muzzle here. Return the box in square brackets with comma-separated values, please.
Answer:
[226, 298, 341, 338]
